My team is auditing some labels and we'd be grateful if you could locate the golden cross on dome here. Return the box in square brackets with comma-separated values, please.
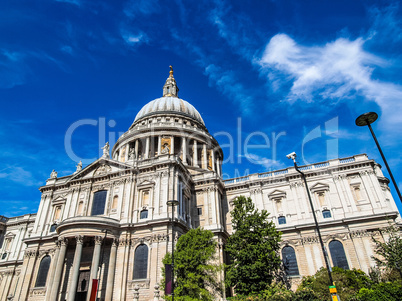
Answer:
[169, 65, 173, 77]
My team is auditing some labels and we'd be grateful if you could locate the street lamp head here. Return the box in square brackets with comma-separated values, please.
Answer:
[286, 152, 297, 163]
[167, 200, 179, 207]
[355, 112, 378, 126]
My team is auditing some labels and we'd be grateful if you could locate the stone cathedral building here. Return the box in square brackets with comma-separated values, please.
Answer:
[0, 68, 400, 301]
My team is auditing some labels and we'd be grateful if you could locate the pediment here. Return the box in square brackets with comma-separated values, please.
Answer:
[268, 189, 286, 200]
[137, 180, 155, 187]
[310, 182, 329, 192]
[67, 158, 131, 182]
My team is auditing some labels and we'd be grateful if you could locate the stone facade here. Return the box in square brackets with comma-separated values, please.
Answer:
[0, 69, 399, 300]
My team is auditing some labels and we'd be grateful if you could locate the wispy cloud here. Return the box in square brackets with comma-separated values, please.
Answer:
[0, 166, 42, 186]
[55, 0, 81, 6]
[258, 34, 402, 132]
[241, 153, 286, 170]
[123, 0, 160, 18]
[121, 32, 148, 46]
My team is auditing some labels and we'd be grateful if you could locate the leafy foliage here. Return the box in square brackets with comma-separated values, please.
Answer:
[372, 226, 402, 278]
[162, 228, 221, 301]
[225, 196, 282, 295]
[298, 267, 372, 301]
[355, 281, 402, 301]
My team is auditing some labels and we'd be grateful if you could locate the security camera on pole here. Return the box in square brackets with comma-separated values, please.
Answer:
[286, 152, 341, 301]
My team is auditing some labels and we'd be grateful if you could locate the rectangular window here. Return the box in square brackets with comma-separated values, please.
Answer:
[197, 207, 202, 215]
[323, 210, 332, 218]
[91, 190, 107, 216]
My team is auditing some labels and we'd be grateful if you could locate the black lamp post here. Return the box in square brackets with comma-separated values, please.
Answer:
[355, 112, 402, 203]
[167, 200, 179, 301]
[287, 153, 334, 286]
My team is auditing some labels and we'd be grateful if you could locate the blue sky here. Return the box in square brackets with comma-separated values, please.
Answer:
[1, 0, 402, 216]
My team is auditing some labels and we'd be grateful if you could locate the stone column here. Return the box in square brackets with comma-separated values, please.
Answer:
[104, 238, 118, 301]
[145, 137, 150, 159]
[86, 236, 103, 301]
[182, 137, 187, 165]
[203, 144, 207, 169]
[193, 140, 198, 167]
[49, 237, 68, 301]
[134, 140, 139, 159]
[170, 136, 175, 155]
[158, 136, 162, 156]
[67, 235, 84, 301]
[124, 145, 129, 162]
[44, 241, 61, 301]
[211, 150, 215, 171]
[216, 157, 221, 176]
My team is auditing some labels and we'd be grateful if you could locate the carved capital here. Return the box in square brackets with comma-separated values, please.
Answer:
[94, 236, 103, 245]
[75, 235, 84, 244]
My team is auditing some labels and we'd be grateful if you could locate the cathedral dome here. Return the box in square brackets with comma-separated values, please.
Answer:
[134, 96, 205, 125]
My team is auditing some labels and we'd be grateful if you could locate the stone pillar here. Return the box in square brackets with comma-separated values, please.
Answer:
[124, 145, 129, 162]
[104, 239, 118, 301]
[182, 137, 187, 165]
[44, 241, 61, 301]
[170, 136, 174, 155]
[86, 236, 103, 301]
[49, 237, 68, 301]
[203, 144, 207, 169]
[134, 140, 139, 159]
[211, 150, 215, 171]
[145, 137, 150, 159]
[216, 157, 221, 176]
[193, 140, 198, 167]
[158, 136, 162, 156]
[67, 235, 84, 301]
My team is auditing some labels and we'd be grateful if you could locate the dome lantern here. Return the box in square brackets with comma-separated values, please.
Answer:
[163, 65, 179, 97]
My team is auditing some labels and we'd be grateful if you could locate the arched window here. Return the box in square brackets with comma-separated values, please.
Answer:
[35, 255, 51, 287]
[133, 244, 148, 279]
[278, 216, 286, 225]
[282, 246, 299, 276]
[322, 209, 331, 218]
[91, 190, 107, 216]
[140, 209, 148, 219]
[329, 240, 349, 270]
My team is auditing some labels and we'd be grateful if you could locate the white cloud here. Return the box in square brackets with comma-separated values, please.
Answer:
[259, 34, 402, 131]
[55, 0, 81, 6]
[122, 32, 147, 46]
[0, 166, 42, 187]
[242, 153, 285, 170]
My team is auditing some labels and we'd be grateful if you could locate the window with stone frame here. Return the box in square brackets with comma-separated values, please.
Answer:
[278, 216, 287, 225]
[317, 192, 326, 207]
[35, 255, 51, 287]
[282, 246, 299, 276]
[91, 190, 107, 216]
[329, 240, 349, 270]
[140, 209, 148, 219]
[322, 209, 332, 218]
[133, 244, 148, 279]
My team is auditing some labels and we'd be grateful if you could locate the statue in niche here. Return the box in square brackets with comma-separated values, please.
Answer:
[128, 148, 136, 160]
[50, 170, 58, 179]
[161, 143, 170, 154]
[102, 142, 110, 158]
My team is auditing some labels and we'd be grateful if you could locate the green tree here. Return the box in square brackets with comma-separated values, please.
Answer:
[298, 267, 372, 301]
[225, 195, 282, 295]
[162, 227, 221, 301]
[372, 226, 402, 278]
